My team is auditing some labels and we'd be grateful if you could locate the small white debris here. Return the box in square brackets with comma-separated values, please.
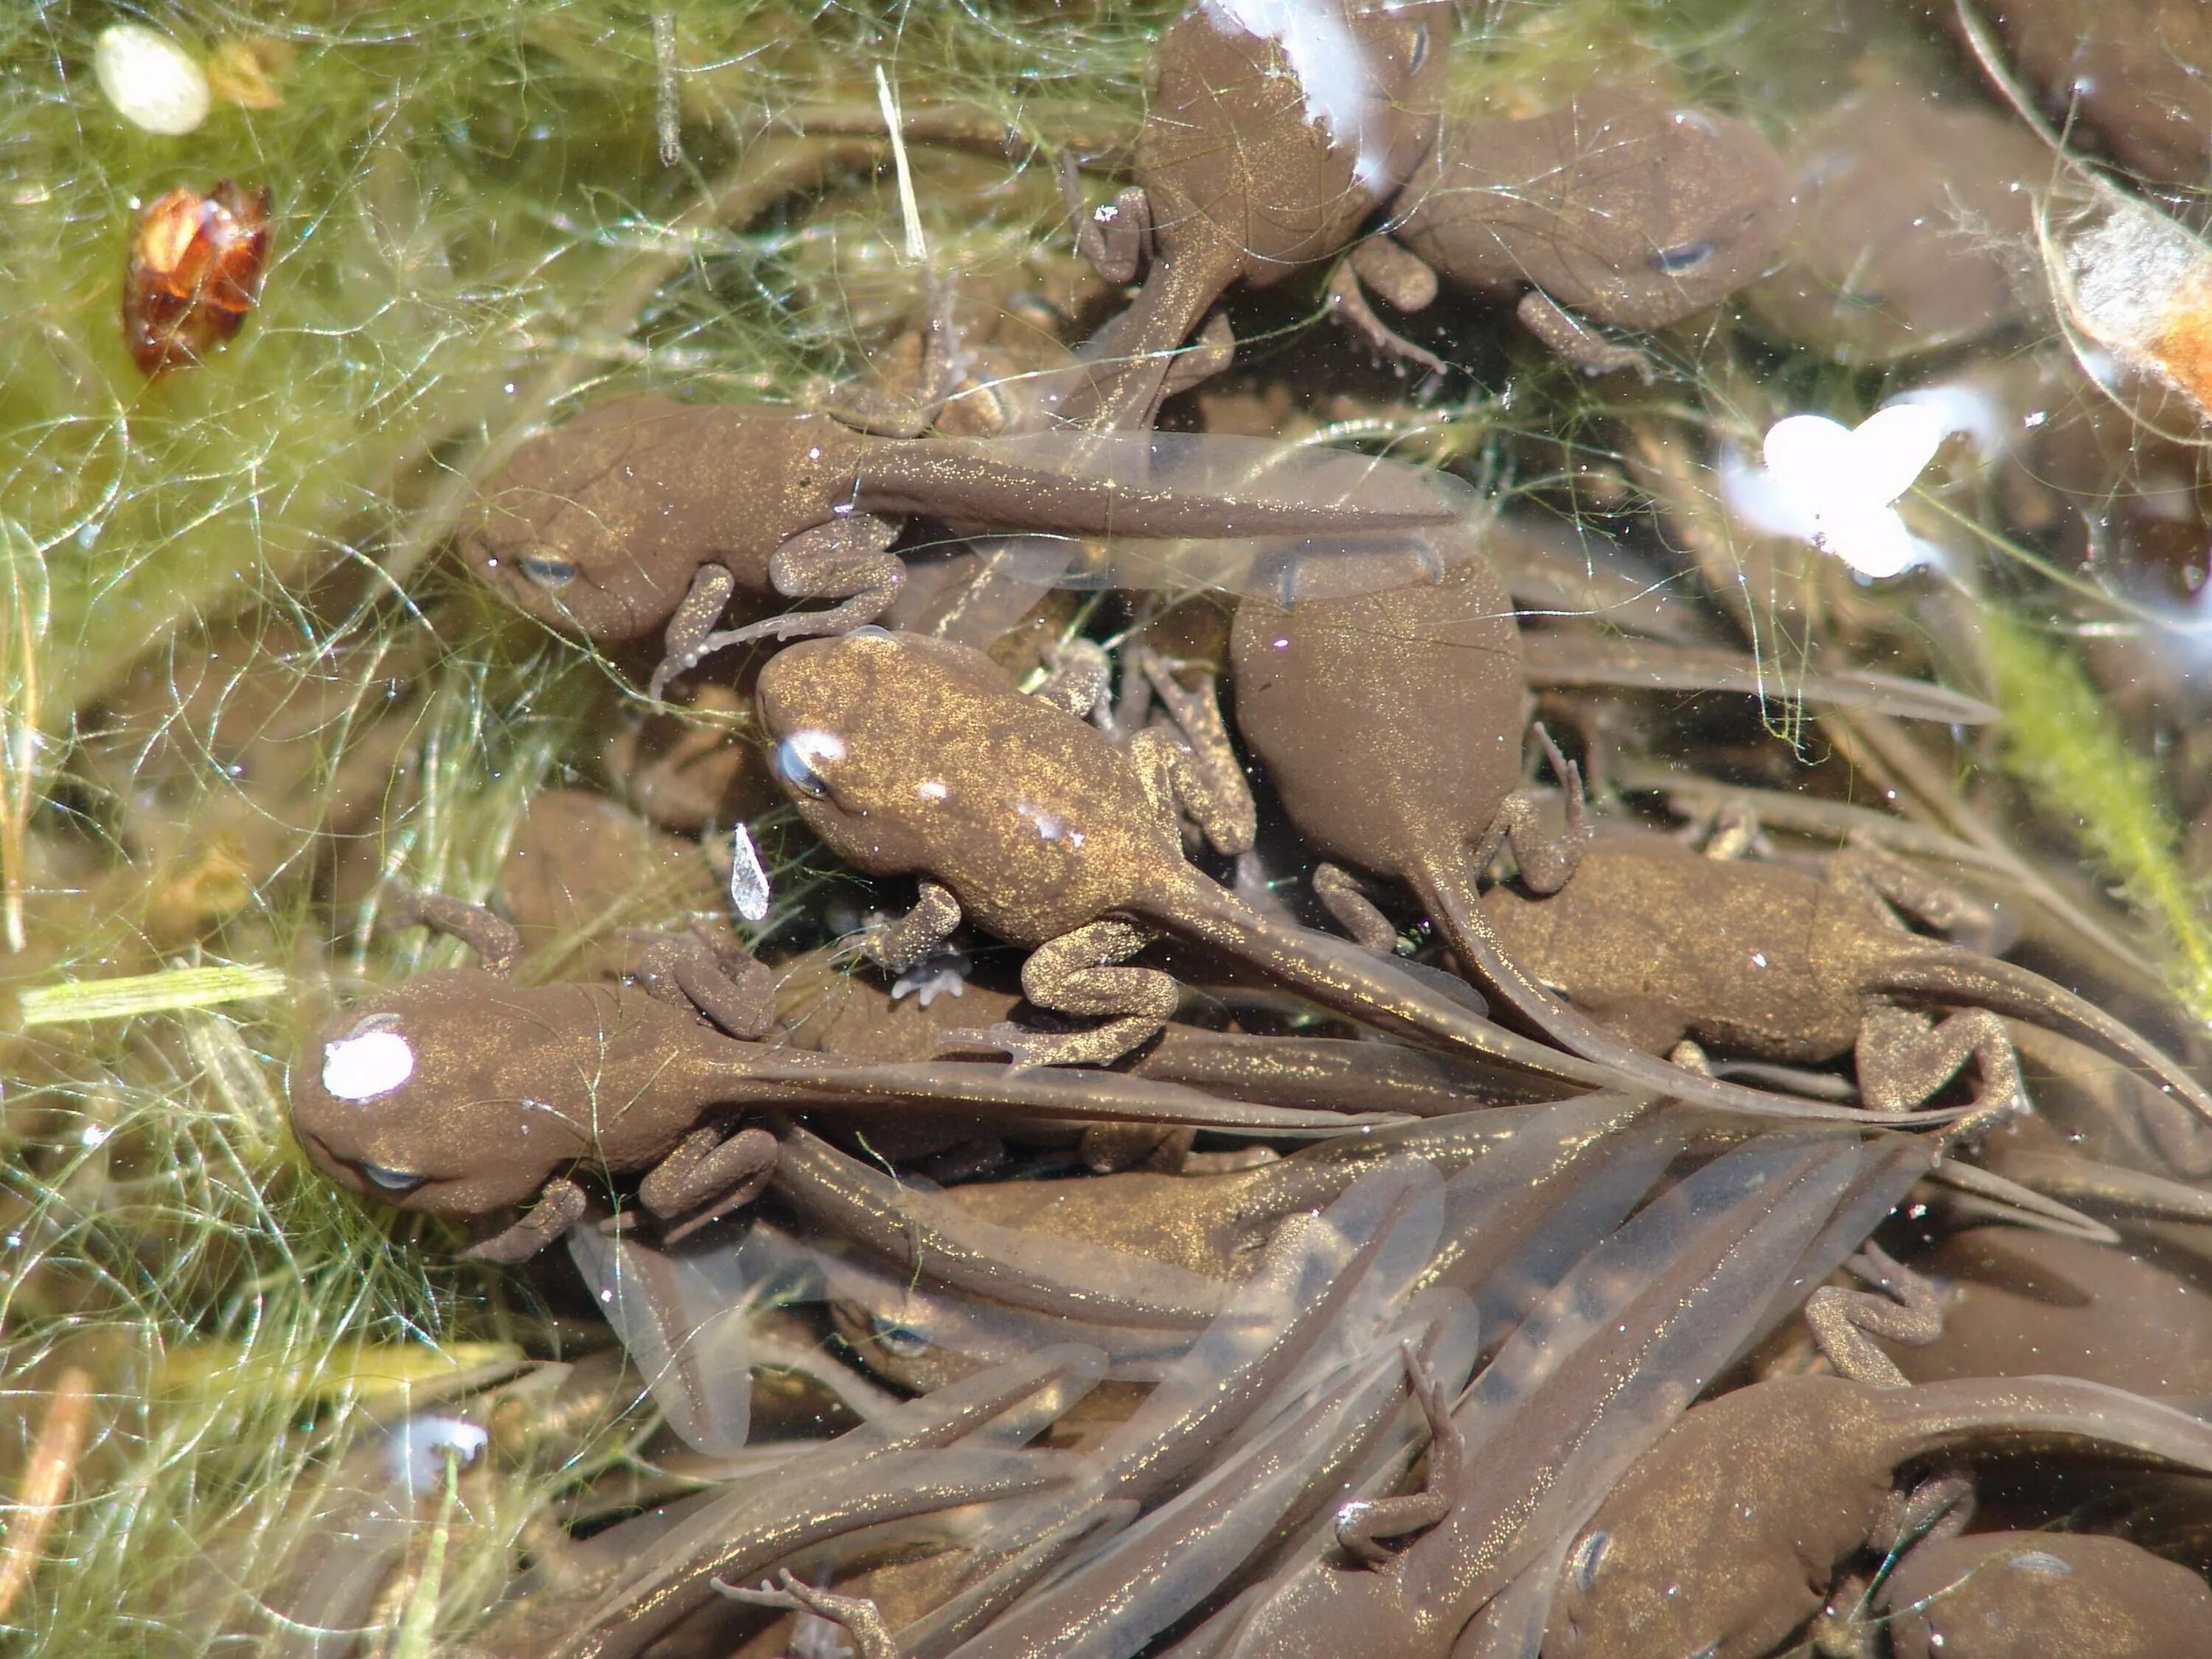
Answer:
[94, 24, 212, 136]
[1720, 403, 1948, 580]
[383, 1413, 489, 1492]
[321, 1028, 415, 1102]
[727, 821, 771, 922]
[891, 952, 970, 1007]
[1884, 378, 2009, 464]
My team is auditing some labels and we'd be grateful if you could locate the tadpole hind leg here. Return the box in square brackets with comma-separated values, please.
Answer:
[698, 515, 905, 655]
[462, 1176, 589, 1262]
[1335, 1340, 1463, 1565]
[717, 1568, 898, 1659]
[1160, 311, 1236, 397]
[1314, 862, 1401, 955]
[859, 880, 964, 975]
[942, 919, 1178, 1068]
[1033, 636, 1112, 720]
[1804, 1240, 1945, 1389]
[648, 563, 739, 703]
[1127, 655, 1256, 856]
[1062, 154, 1152, 286]
[384, 885, 523, 977]
[641, 1124, 779, 1241]
[1832, 841, 2017, 956]
[1327, 241, 1449, 377]
[1515, 289, 1657, 381]
[636, 933, 776, 1040]
[1477, 726, 1590, 895]
[1856, 1004, 2024, 1121]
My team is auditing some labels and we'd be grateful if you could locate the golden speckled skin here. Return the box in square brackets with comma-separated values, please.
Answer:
[465, 398, 872, 641]
[1139, 1, 1448, 284]
[1885, 1228, 2212, 1396]
[1548, 1373, 2212, 1659]
[288, 973, 727, 1217]
[1231, 557, 1523, 875]
[1394, 89, 1791, 330]
[1481, 837, 1870, 1060]
[1067, 0, 1450, 427]
[1883, 1531, 2212, 1659]
[757, 630, 1191, 943]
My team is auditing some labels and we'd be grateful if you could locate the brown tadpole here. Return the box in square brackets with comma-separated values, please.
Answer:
[1545, 1372, 2212, 1659]
[1332, 88, 1792, 378]
[1879, 1529, 2212, 1659]
[462, 396, 1458, 693]
[751, 625, 1874, 1117]
[1228, 564, 1971, 1127]
[1479, 833, 2212, 1124]
[286, 895, 1386, 1259]
[1055, 0, 1451, 429]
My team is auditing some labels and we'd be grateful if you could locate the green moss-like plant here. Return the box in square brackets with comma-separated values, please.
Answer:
[1981, 606, 2212, 1026]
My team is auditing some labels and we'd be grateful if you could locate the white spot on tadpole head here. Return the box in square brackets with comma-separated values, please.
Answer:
[94, 24, 212, 136]
[322, 1028, 416, 1102]
[727, 821, 771, 922]
[916, 779, 948, 803]
[1203, 0, 1392, 192]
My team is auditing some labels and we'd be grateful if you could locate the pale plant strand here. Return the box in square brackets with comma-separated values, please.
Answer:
[1, 518, 48, 955]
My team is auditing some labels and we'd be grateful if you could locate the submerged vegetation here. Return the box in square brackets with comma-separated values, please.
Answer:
[1, 0, 2208, 1653]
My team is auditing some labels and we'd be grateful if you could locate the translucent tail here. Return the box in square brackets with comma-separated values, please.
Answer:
[1871, 948, 2212, 1127]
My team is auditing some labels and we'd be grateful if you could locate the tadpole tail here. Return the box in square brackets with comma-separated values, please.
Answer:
[1057, 243, 1228, 432]
[1885, 1373, 2212, 1480]
[850, 431, 1458, 545]
[1406, 859, 1972, 1130]
[1871, 948, 2212, 1126]
[1167, 877, 1632, 1094]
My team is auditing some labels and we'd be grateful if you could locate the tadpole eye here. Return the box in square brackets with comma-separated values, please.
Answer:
[1405, 21, 1429, 74]
[518, 554, 577, 588]
[1650, 240, 1716, 274]
[871, 1315, 931, 1357]
[359, 1164, 426, 1194]
[1569, 1528, 1609, 1589]
[773, 730, 846, 799]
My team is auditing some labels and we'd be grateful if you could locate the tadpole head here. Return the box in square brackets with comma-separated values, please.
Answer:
[754, 628, 925, 856]
[287, 972, 588, 1218]
[461, 394, 717, 643]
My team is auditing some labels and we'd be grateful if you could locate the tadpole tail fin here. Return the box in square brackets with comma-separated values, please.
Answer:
[1871, 949, 2212, 1126]
[1406, 859, 1969, 1129]
[1890, 1372, 2212, 1479]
